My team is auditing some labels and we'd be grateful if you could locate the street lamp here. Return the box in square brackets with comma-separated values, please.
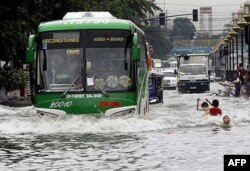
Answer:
[226, 32, 233, 41]
[232, 15, 241, 68]
[219, 38, 228, 79]
[232, 15, 241, 33]
[229, 17, 240, 70]
[237, 7, 247, 28]
[223, 28, 231, 72]
[244, 0, 250, 22]
[229, 29, 237, 37]
[225, 23, 235, 71]
[227, 31, 234, 70]
[212, 41, 220, 53]
[220, 39, 226, 46]
[224, 37, 230, 43]
[229, 25, 237, 70]
[244, 0, 250, 65]
[237, 7, 247, 65]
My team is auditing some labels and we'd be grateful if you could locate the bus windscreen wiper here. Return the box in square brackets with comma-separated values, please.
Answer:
[93, 78, 109, 97]
[61, 71, 82, 98]
[61, 72, 109, 98]
[87, 73, 109, 97]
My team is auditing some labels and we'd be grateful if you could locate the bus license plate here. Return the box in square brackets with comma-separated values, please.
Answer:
[190, 86, 196, 89]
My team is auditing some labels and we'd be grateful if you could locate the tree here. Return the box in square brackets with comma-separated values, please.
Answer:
[0, 0, 161, 63]
[0, 0, 34, 65]
[144, 26, 173, 59]
[0, 0, 162, 92]
[70, 0, 160, 23]
[171, 17, 196, 40]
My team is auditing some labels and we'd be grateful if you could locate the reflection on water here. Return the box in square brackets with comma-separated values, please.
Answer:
[0, 133, 143, 170]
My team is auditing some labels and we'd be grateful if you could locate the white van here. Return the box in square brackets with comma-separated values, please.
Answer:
[162, 68, 177, 89]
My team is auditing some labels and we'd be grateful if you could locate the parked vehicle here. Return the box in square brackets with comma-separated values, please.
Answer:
[149, 71, 164, 104]
[162, 68, 177, 89]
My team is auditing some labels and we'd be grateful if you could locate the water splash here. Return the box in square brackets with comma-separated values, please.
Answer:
[1, 82, 250, 135]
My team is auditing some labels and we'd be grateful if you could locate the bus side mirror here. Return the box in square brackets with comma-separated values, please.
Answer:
[132, 33, 141, 61]
[132, 46, 140, 61]
[26, 35, 36, 63]
[174, 69, 177, 75]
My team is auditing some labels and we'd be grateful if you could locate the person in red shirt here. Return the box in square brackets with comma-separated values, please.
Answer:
[205, 99, 222, 116]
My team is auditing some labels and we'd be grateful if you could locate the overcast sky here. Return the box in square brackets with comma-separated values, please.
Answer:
[154, 0, 248, 35]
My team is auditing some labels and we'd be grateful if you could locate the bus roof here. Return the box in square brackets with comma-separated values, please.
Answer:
[63, 11, 116, 20]
[38, 12, 143, 34]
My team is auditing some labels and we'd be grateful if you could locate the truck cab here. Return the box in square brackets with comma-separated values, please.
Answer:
[177, 54, 210, 93]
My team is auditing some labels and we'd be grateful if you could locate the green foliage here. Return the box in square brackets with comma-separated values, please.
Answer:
[0, 68, 28, 91]
[0, 0, 164, 95]
[0, 73, 6, 88]
[0, 0, 161, 64]
[11, 69, 29, 89]
[0, 1, 36, 64]
[144, 26, 173, 60]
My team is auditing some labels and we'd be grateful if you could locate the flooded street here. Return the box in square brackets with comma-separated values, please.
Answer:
[1, 82, 250, 171]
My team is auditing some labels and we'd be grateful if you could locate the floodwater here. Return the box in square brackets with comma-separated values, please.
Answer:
[1, 82, 250, 171]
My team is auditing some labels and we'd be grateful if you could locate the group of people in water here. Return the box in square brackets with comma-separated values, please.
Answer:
[195, 63, 250, 128]
[196, 98, 230, 127]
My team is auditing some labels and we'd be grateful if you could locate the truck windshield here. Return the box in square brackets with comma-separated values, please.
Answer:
[179, 65, 207, 75]
[163, 72, 175, 77]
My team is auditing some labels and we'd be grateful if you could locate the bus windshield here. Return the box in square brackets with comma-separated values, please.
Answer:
[39, 48, 83, 91]
[86, 48, 131, 91]
[37, 30, 133, 92]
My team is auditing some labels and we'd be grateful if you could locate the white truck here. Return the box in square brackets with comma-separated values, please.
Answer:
[177, 54, 211, 93]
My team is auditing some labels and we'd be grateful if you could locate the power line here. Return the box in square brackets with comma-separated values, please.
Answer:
[167, 10, 240, 14]
[167, 17, 232, 20]
[145, 29, 225, 32]
[164, 3, 242, 7]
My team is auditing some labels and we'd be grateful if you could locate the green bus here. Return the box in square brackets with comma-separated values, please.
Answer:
[26, 12, 149, 118]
